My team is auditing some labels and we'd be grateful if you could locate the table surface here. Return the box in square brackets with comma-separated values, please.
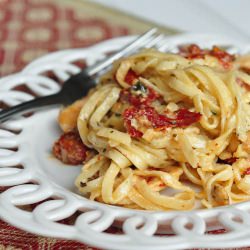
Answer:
[93, 0, 250, 42]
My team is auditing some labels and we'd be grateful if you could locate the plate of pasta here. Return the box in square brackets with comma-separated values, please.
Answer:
[1, 33, 250, 250]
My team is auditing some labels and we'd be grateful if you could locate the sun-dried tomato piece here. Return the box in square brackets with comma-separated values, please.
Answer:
[53, 131, 88, 165]
[175, 108, 202, 127]
[123, 106, 201, 138]
[244, 168, 250, 175]
[209, 46, 235, 69]
[141, 106, 174, 128]
[179, 44, 205, 59]
[146, 107, 201, 128]
[125, 69, 138, 84]
[123, 107, 143, 138]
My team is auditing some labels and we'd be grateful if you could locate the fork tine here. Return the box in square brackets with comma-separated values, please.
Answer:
[86, 28, 157, 76]
[157, 39, 171, 52]
[144, 34, 165, 49]
[123, 35, 165, 56]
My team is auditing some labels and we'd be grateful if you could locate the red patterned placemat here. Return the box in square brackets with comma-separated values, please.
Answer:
[0, 220, 96, 250]
[0, 0, 176, 76]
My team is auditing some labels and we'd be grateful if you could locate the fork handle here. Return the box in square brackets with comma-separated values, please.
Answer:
[0, 93, 63, 122]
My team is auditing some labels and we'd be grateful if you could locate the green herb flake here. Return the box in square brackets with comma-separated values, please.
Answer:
[132, 81, 147, 93]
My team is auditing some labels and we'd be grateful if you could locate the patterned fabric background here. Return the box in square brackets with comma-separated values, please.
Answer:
[0, 0, 175, 76]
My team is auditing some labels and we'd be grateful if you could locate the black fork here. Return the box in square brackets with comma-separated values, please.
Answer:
[0, 28, 163, 122]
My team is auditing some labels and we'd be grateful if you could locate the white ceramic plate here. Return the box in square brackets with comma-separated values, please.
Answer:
[1, 34, 250, 250]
